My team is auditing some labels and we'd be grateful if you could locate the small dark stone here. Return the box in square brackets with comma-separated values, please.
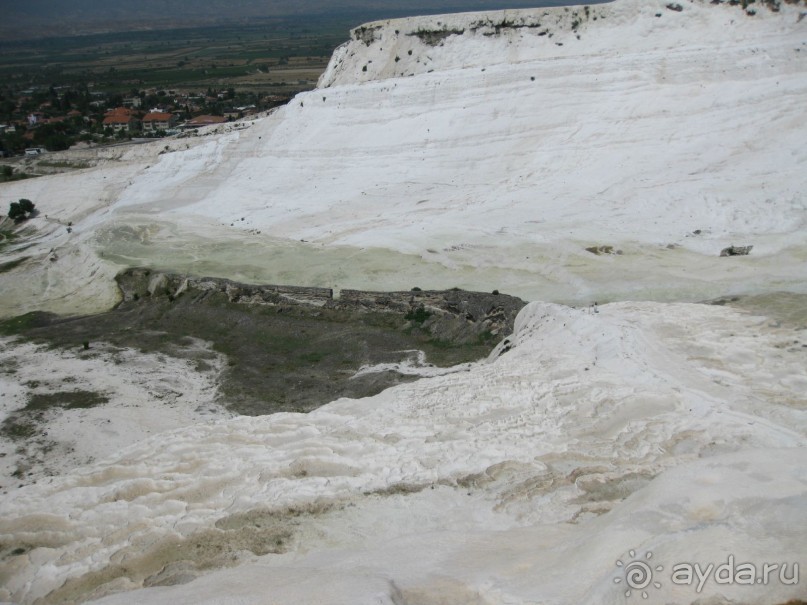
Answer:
[720, 245, 753, 257]
[585, 245, 615, 256]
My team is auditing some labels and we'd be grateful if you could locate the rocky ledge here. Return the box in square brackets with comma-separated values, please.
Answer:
[116, 268, 527, 346]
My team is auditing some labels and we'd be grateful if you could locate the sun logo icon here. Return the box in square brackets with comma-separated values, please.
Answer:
[614, 549, 663, 599]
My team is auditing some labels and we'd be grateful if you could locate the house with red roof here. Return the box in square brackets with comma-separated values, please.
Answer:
[142, 112, 177, 133]
[186, 115, 227, 128]
[103, 107, 141, 132]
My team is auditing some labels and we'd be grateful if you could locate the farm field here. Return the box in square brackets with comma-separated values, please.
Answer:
[0, 15, 358, 95]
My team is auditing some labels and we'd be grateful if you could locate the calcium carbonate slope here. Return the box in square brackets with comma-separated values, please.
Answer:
[0, 0, 805, 316]
[0, 301, 805, 604]
[0, 2, 805, 604]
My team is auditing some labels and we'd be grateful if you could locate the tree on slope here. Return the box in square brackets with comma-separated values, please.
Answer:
[7, 198, 36, 222]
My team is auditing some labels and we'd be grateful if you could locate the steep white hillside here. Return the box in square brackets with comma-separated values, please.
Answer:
[319, 0, 804, 87]
[0, 0, 805, 316]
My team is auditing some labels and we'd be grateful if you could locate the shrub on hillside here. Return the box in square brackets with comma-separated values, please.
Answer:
[7, 199, 36, 222]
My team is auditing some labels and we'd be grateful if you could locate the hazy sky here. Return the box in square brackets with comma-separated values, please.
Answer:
[0, 0, 610, 39]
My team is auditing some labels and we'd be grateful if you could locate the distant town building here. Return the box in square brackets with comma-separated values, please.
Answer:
[186, 115, 227, 128]
[123, 97, 143, 109]
[142, 112, 177, 132]
[103, 107, 141, 132]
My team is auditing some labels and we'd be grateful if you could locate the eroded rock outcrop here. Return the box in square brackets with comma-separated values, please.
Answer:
[116, 268, 526, 345]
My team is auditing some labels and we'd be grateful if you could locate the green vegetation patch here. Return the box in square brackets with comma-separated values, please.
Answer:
[0, 312, 56, 336]
[37, 160, 91, 170]
[1, 417, 38, 440]
[0, 228, 17, 252]
[712, 292, 807, 330]
[0, 166, 33, 183]
[0, 16, 353, 93]
[26, 390, 109, 411]
[0, 256, 28, 274]
[404, 307, 432, 324]
[5, 291, 506, 416]
[1, 390, 110, 441]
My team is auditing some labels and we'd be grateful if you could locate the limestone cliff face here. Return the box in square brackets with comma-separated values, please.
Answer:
[318, 4, 609, 88]
[318, 0, 804, 88]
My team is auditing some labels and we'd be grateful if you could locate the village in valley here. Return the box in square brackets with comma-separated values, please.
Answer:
[0, 85, 291, 160]
[0, 16, 351, 163]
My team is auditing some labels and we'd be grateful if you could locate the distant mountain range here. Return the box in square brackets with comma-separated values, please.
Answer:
[0, 0, 611, 40]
